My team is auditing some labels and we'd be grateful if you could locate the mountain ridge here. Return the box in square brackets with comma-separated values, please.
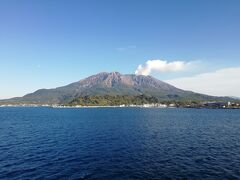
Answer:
[0, 72, 232, 104]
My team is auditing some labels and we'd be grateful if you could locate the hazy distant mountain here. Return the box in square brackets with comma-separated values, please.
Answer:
[229, 96, 240, 100]
[1, 72, 231, 104]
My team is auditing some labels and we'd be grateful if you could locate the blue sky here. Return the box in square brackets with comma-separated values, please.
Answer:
[0, 0, 240, 98]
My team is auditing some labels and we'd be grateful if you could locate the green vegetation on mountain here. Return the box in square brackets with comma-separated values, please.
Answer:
[67, 95, 239, 107]
[68, 95, 159, 106]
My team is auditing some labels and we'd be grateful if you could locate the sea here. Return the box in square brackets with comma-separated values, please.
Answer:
[0, 107, 240, 179]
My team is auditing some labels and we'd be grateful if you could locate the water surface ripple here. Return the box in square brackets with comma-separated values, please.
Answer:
[0, 107, 240, 179]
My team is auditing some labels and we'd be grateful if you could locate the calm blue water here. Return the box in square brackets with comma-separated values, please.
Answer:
[0, 107, 240, 179]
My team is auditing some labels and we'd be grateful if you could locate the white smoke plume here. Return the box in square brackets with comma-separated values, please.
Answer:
[135, 59, 190, 76]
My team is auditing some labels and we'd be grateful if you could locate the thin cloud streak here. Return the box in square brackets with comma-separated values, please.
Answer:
[116, 45, 136, 52]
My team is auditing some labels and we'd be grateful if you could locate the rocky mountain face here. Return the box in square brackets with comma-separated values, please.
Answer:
[1, 72, 228, 104]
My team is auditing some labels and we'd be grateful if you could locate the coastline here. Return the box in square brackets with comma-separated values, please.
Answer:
[0, 104, 240, 109]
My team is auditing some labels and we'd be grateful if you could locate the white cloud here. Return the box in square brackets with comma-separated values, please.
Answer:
[166, 67, 240, 97]
[135, 59, 191, 76]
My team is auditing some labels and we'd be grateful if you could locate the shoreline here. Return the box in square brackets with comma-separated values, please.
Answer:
[0, 104, 239, 109]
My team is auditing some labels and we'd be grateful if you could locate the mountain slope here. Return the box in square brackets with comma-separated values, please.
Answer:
[1, 72, 231, 104]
